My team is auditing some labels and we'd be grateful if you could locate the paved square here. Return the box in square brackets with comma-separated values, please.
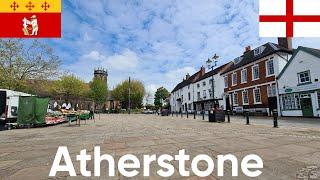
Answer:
[1, 114, 320, 179]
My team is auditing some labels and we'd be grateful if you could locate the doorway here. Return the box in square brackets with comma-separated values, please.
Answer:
[300, 94, 313, 117]
[226, 96, 231, 111]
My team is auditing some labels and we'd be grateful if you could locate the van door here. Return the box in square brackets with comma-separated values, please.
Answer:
[7, 96, 19, 119]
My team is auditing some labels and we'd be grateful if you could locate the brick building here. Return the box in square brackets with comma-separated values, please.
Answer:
[221, 38, 293, 116]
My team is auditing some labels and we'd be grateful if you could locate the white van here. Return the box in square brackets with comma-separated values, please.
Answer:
[0, 89, 32, 124]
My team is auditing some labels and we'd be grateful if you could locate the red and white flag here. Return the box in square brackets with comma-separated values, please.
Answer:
[259, 0, 320, 37]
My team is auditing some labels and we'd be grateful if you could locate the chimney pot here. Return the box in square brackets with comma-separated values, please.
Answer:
[244, 46, 251, 54]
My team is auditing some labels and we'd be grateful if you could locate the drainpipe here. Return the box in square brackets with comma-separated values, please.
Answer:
[276, 79, 283, 117]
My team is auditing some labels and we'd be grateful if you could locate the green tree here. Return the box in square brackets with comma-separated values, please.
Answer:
[50, 75, 87, 101]
[154, 87, 170, 109]
[112, 79, 145, 109]
[89, 77, 108, 112]
[0, 39, 60, 91]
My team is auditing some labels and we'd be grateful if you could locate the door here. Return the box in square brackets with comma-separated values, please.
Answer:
[301, 95, 313, 117]
[226, 96, 231, 111]
[268, 97, 278, 111]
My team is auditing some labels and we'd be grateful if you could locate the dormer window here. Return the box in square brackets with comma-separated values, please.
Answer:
[254, 46, 266, 56]
[234, 57, 243, 64]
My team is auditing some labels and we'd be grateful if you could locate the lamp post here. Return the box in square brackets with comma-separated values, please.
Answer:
[206, 54, 219, 109]
[128, 77, 131, 114]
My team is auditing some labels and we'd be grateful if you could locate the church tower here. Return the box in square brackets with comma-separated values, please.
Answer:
[94, 68, 108, 84]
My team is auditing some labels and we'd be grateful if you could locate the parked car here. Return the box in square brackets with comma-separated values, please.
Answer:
[0, 89, 32, 124]
[143, 109, 154, 114]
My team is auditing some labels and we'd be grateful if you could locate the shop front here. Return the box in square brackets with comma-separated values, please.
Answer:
[278, 83, 320, 117]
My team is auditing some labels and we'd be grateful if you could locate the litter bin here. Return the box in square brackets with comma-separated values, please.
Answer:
[209, 109, 225, 122]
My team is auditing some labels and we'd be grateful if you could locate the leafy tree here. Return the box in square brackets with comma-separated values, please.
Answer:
[89, 77, 108, 111]
[0, 39, 60, 91]
[154, 87, 170, 109]
[112, 79, 145, 109]
[50, 75, 87, 101]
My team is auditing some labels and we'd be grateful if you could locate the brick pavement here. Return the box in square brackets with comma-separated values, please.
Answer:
[0, 114, 320, 179]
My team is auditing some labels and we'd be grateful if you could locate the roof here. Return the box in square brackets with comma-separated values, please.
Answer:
[277, 46, 320, 79]
[171, 69, 203, 93]
[221, 42, 293, 75]
[194, 63, 230, 83]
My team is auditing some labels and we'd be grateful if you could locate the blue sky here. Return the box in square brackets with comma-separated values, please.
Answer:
[46, 0, 320, 98]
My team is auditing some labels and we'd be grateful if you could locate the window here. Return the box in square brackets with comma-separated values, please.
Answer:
[254, 88, 261, 104]
[188, 104, 192, 110]
[203, 81, 206, 86]
[208, 89, 212, 98]
[188, 92, 191, 101]
[197, 92, 201, 100]
[209, 79, 214, 85]
[181, 95, 184, 102]
[241, 69, 247, 83]
[267, 84, 277, 97]
[253, 46, 266, 56]
[242, 90, 249, 105]
[224, 76, 228, 88]
[232, 73, 237, 86]
[233, 93, 238, 105]
[197, 83, 200, 88]
[252, 65, 259, 80]
[298, 71, 311, 84]
[282, 94, 301, 110]
[266, 58, 275, 76]
[203, 90, 207, 99]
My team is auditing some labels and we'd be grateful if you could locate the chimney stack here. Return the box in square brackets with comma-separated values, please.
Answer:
[200, 66, 206, 76]
[244, 46, 251, 54]
[186, 73, 190, 80]
[278, 37, 292, 50]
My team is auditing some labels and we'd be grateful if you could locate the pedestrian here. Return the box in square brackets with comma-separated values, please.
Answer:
[90, 108, 95, 120]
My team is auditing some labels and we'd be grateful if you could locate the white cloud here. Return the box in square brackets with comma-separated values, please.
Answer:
[101, 49, 139, 71]
[54, 0, 320, 94]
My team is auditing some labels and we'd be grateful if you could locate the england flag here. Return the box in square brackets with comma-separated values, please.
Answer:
[259, 0, 320, 37]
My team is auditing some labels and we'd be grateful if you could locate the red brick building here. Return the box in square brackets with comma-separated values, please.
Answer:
[221, 38, 293, 115]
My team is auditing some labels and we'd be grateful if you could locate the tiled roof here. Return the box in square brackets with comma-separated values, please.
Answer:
[171, 69, 203, 93]
[221, 43, 293, 75]
[195, 63, 230, 83]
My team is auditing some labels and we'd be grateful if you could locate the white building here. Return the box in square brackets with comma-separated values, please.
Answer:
[170, 67, 205, 113]
[170, 64, 230, 113]
[277, 46, 320, 117]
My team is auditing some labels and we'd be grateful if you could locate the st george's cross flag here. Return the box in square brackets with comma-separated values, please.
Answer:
[259, 0, 320, 37]
[0, 0, 61, 38]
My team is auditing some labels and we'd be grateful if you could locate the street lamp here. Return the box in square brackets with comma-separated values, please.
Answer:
[206, 54, 219, 109]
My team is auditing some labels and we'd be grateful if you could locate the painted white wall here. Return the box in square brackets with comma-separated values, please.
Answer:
[170, 72, 226, 112]
[277, 50, 320, 117]
[278, 50, 320, 88]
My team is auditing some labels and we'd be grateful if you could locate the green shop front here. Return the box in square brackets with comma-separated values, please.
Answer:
[279, 82, 320, 117]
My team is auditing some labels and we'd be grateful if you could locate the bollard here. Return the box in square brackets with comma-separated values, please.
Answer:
[246, 111, 250, 125]
[194, 111, 196, 119]
[187, 111, 189, 118]
[176, 111, 178, 117]
[181, 111, 183, 118]
[202, 110, 205, 120]
[273, 110, 279, 128]
[227, 110, 230, 123]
